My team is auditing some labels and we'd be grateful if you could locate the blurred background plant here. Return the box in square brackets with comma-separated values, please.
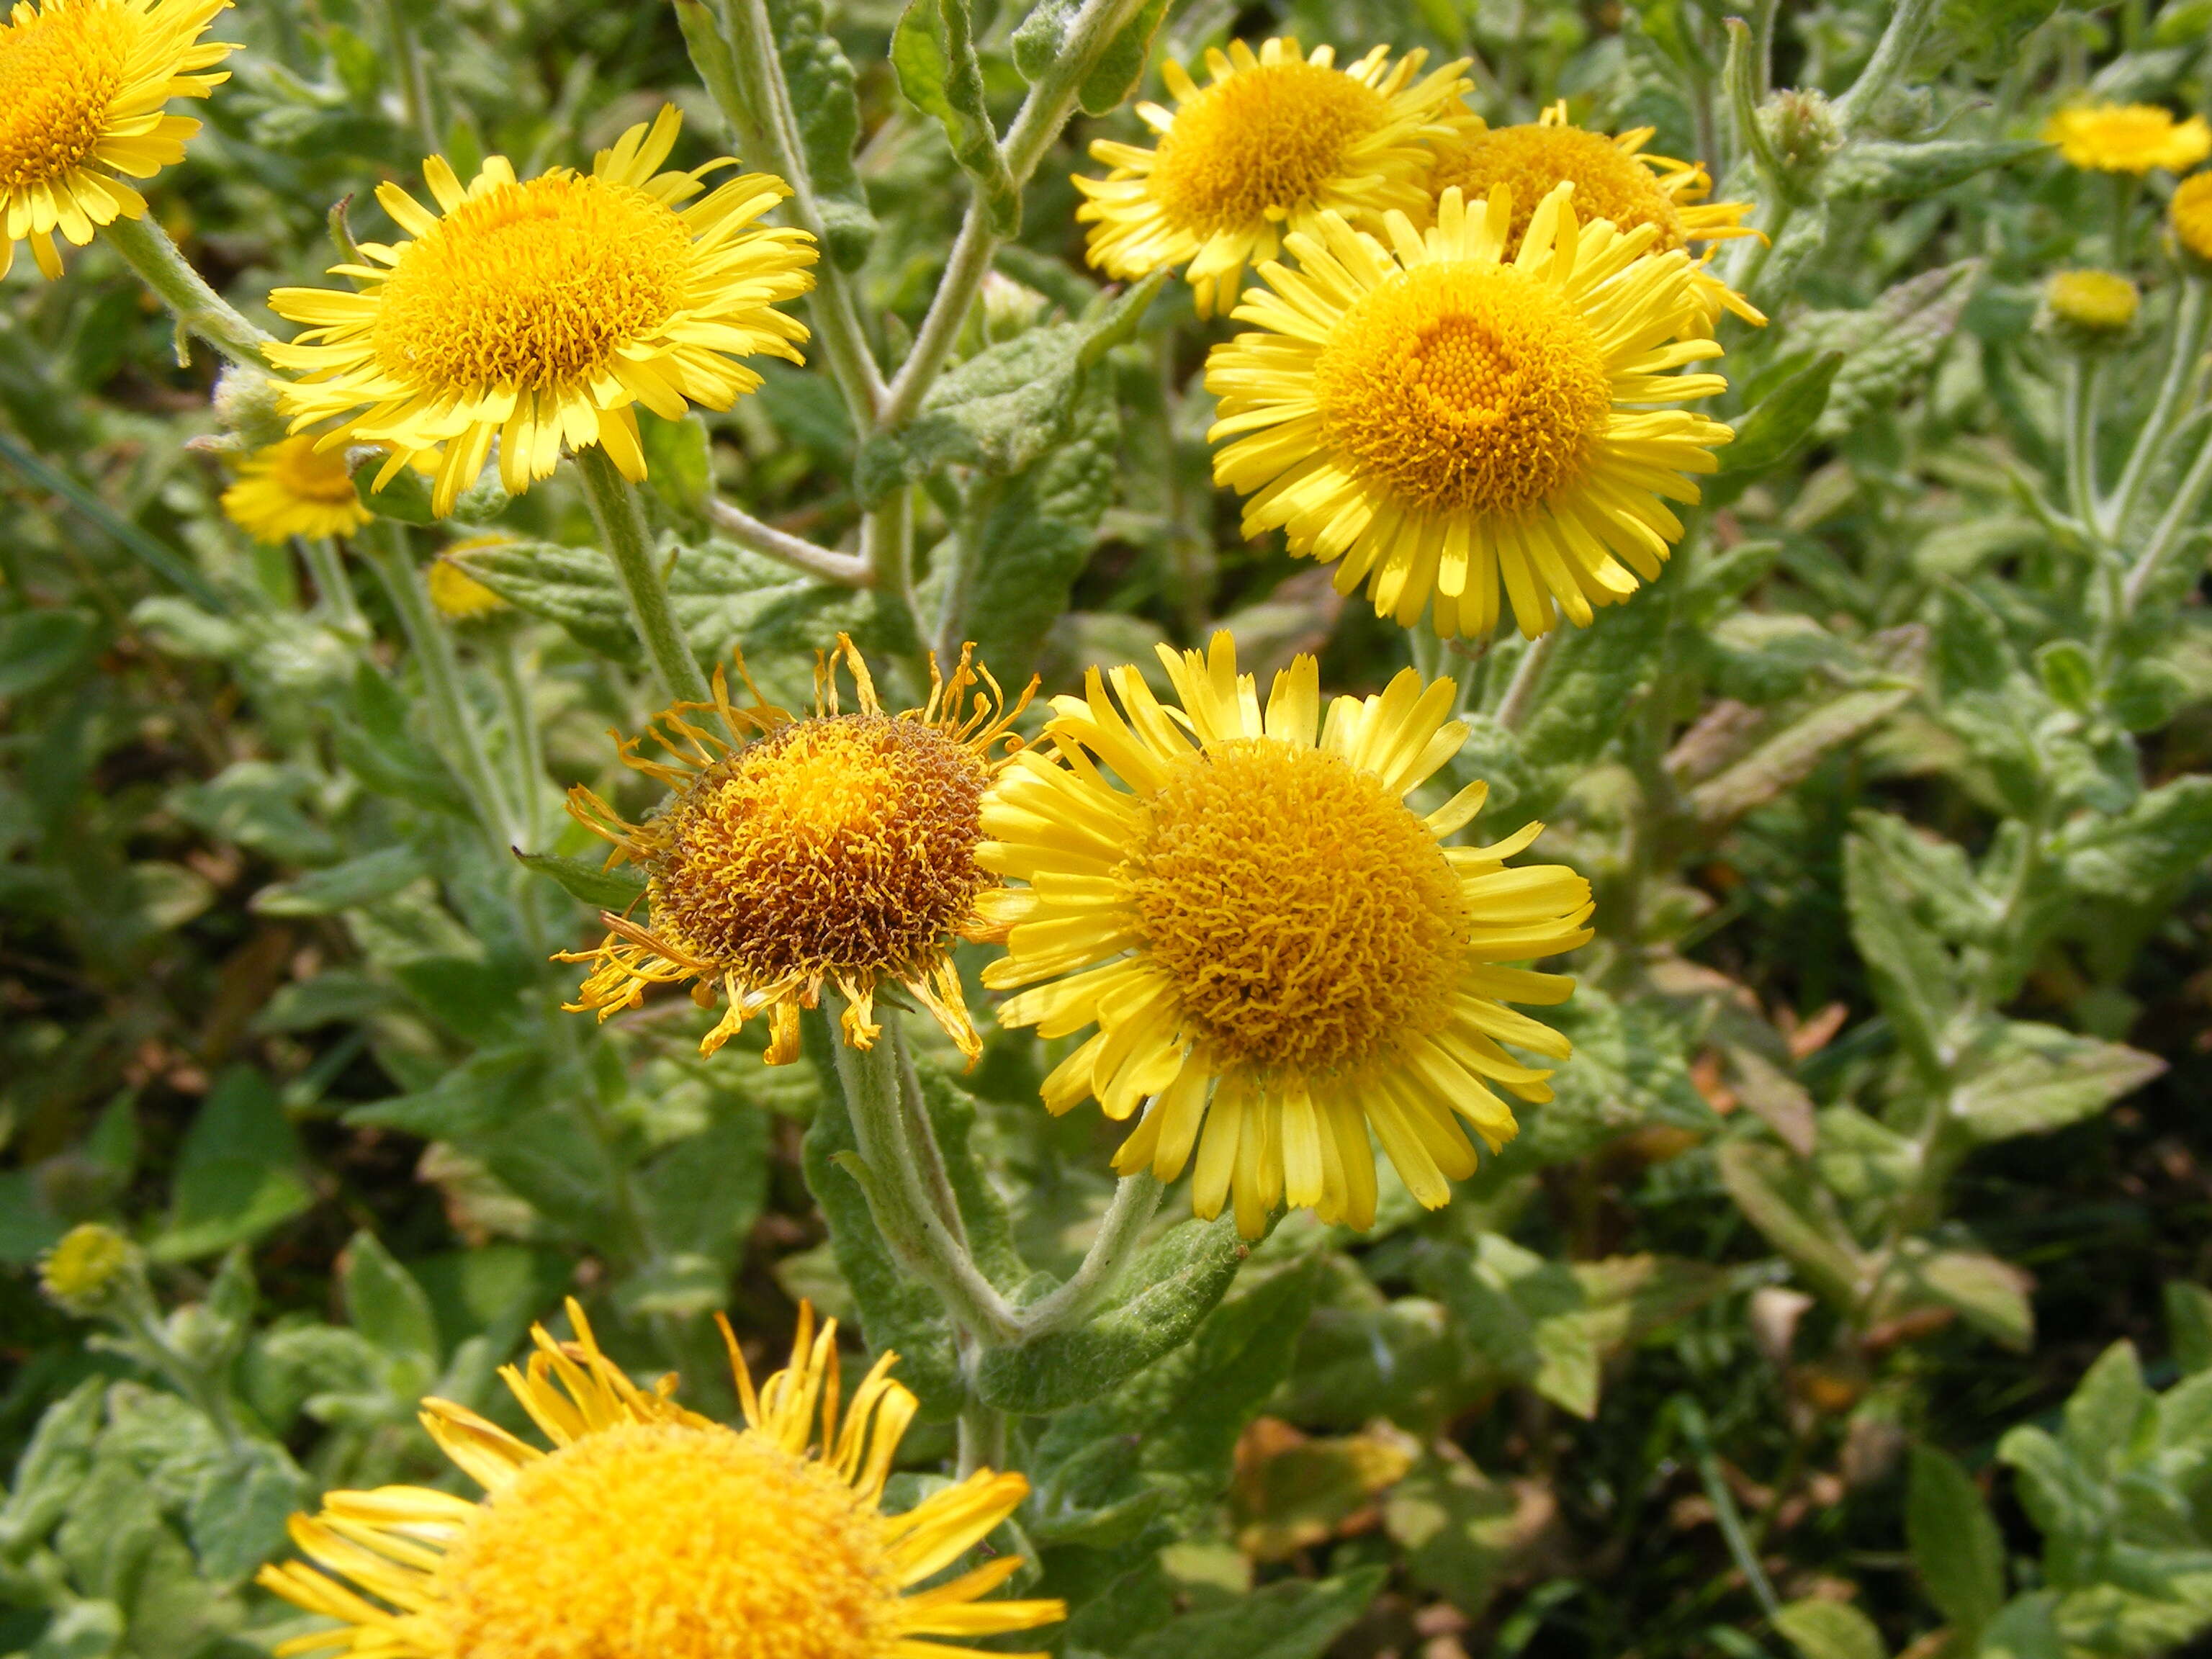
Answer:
[5, 0, 2212, 1656]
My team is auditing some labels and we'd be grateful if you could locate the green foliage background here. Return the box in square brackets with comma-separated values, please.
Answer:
[5, 0, 2212, 1657]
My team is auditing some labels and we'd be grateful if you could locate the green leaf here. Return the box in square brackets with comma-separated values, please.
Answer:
[637, 410, 713, 521]
[252, 845, 428, 916]
[151, 1066, 313, 1262]
[2061, 1341, 2152, 1478]
[186, 1439, 309, 1583]
[1773, 1598, 1888, 1659]
[336, 663, 469, 817]
[351, 451, 438, 523]
[976, 1213, 1250, 1412]
[1843, 824, 1961, 1084]
[516, 849, 648, 912]
[0, 608, 96, 697]
[1908, 1443, 2008, 1637]
[2063, 777, 2212, 902]
[2166, 1282, 2212, 1375]
[1899, 1246, 2034, 1350]
[765, 0, 876, 265]
[635, 1100, 770, 1279]
[169, 760, 340, 867]
[24, 1600, 125, 1659]
[892, 0, 1020, 233]
[1011, 0, 1171, 114]
[1952, 1020, 2165, 1143]
[1719, 352, 1844, 476]
[1823, 138, 2046, 202]
[1688, 675, 1920, 832]
[855, 274, 1164, 505]
[1118, 1568, 1387, 1659]
[0, 1378, 105, 1549]
[1716, 1140, 1863, 1306]
[1976, 1593, 2066, 1659]
[1383, 1453, 1524, 1617]
[345, 1046, 546, 1141]
[1797, 261, 1984, 438]
[340, 1230, 442, 1367]
[2036, 640, 2098, 714]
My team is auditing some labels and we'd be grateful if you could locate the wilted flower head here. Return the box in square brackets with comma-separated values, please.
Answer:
[258, 1300, 1062, 1659]
[1424, 100, 1764, 328]
[0, 0, 235, 279]
[1205, 184, 1734, 642]
[560, 637, 1033, 1066]
[40, 1221, 137, 1312]
[2042, 269, 2139, 342]
[2044, 102, 2212, 174]
[265, 107, 817, 518]
[1074, 36, 1474, 317]
[220, 435, 373, 544]
[980, 634, 1593, 1238]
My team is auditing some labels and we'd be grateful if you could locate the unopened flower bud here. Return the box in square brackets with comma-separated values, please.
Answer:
[211, 365, 292, 449]
[1758, 89, 1841, 189]
[2040, 269, 2140, 348]
[40, 1223, 138, 1315]
[979, 271, 1048, 343]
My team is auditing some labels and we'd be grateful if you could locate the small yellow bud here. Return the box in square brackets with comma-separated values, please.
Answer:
[2172, 173, 2212, 266]
[2042, 270, 2140, 343]
[40, 1223, 137, 1313]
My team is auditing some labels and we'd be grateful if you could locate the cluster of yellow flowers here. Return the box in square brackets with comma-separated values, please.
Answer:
[2037, 102, 2212, 335]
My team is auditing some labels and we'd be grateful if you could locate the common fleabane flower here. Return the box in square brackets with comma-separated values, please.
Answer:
[1205, 184, 1734, 641]
[265, 106, 817, 518]
[979, 633, 1593, 1238]
[2044, 102, 2212, 174]
[1424, 102, 1763, 328]
[0, 0, 235, 279]
[1073, 36, 1474, 317]
[218, 434, 372, 544]
[560, 637, 1033, 1066]
[258, 1300, 1062, 1659]
[2172, 172, 2212, 264]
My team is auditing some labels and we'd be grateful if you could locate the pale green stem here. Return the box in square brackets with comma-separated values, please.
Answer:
[298, 536, 366, 636]
[2108, 276, 2209, 536]
[382, 0, 441, 158]
[1496, 629, 1563, 732]
[573, 445, 711, 706]
[933, 477, 1001, 665]
[830, 999, 1020, 1344]
[114, 1282, 245, 1455]
[99, 215, 274, 368]
[492, 631, 548, 850]
[1408, 626, 1447, 683]
[2123, 421, 2212, 615]
[958, 1400, 1010, 1478]
[864, 487, 920, 642]
[880, 0, 1159, 426]
[1833, 0, 1941, 133]
[706, 495, 868, 585]
[1017, 1174, 1164, 1335]
[2062, 354, 2102, 532]
[2112, 174, 2141, 269]
[360, 523, 516, 848]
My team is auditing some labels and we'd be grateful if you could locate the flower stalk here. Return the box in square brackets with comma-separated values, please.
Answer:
[100, 215, 276, 369]
[574, 444, 713, 706]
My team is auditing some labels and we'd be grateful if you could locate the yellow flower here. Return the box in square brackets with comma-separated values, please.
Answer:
[559, 636, 1033, 1066]
[0, 0, 235, 279]
[2172, 171, 2212, 262]
[426, 555, 508, 621]
[1424, 102, 1764, 328]
[1205, 185, 1735, 642]
[258, 1300, 1061, 1659]
[218, 434, 372, 544]
[2044, 102, 2212, 174]
[40, 1222, 135, 1310]
[979, 634, 1593, 1238]
[265, 106, 817, 518]
[1073, 36, 1474, 317]
[2044, 269, 2139, 333]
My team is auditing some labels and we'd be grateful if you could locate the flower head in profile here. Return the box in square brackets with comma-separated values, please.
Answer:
[2042, 269, 2139, 341]
[1424, 102, 1764, 328]
[1205, 184, 1734, 642]
[0, 0, 235, 279]
[259, 1300, 1061, 1659]
[2172, 172, 2212, 263]
[1074, 36, 1474, 316]
[218, 434, 372, 544]
[560, 637, 1033, 1066]
[266, 106, 817, 518]
[979, 634, 1593, 1238]
[2044, 102, 2212, 174]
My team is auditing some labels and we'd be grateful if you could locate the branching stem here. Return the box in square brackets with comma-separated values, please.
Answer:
[575, 445, 712, 706]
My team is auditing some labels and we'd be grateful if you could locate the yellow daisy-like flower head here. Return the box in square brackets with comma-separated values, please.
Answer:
[2044, 102, 2212, 174]
[258, 1300, 1062, 1659]
[265, 105, 817, 519]
[1206, 184, 1735, 642]
[559, 636, 1035, 1066]
[0, 0, 234, 279]
[979, 634, 1593, 1238]
[1074, 36, 1475, 317]
[2172, 171, 2212, 264]
[2042, 269, 2139, 337]
[1424, 102, 1764, 328]
[217, 433, 372, 544]
[426, 556, 508, 621]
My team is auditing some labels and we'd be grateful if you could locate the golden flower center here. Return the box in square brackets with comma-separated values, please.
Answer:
[269, 436, 362, 506]
[0, 1, 130, 194]
[1431, 125, 1684, 250]
[1151, 62, 1387, 237]
[647, 714, 991, 984]
[436, 1422, 900, 1659]
[1313, 261, 1612, 516]
[373, 173, 691, 395]
[1117, 739, 1465, 1074]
